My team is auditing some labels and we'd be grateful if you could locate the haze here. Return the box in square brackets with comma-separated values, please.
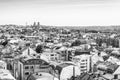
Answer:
[0, 0, 120, 26]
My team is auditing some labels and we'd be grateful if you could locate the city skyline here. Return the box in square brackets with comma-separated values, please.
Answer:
[0, 0, 120, 26]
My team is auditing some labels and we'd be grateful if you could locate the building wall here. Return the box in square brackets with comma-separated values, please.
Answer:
[23, 64, 51, 80]
[18, 61, 24, 80]
[72, 55, 91, 73]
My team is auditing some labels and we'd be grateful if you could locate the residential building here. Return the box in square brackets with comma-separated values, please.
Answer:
[72, 54, 92, 73]
[17, 58, 52, 80]
[41, 52, 60, 62]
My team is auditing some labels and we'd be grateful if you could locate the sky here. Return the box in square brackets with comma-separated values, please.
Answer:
[0, 0, 120, 26]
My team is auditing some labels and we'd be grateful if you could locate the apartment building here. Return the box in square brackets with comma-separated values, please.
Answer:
[72, 54, 92, 73]
[17, 58, 52, 80]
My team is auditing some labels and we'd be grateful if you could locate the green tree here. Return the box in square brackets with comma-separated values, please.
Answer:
[35, 45, 43, 53]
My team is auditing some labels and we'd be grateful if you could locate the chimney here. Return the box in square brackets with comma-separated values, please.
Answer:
[28, 48, 30, 55]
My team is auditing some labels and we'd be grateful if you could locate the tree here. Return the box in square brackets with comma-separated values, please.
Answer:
[35, 45, 43, 53]
[1, 40, 8, 46]
[71, 40, 81, 46]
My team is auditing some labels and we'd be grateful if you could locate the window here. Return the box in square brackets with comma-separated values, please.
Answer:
[114, 75, 118, 79]
[51, 57, 54, 60]
[25, 72, 29, 75]
[81, 60, 87, 62]
[55, 54, 57, 56]
[25, 66, 29, 69]
[30, 66, 34, 69]
[81, 63, 86, 65]
[81, 66, 86, 68]
[51, 54, 54, 56]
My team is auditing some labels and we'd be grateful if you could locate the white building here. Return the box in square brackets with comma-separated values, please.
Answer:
[27, 72, 59, 80]
[72, 54, 92, 73]
[21, 47, 37, 58]
[41, 52, 60, 62]
[0, 60, 7, 69]
[55, 63, 80, 80]
[0, 69, 16, 80]
[17, 58, 51, 80]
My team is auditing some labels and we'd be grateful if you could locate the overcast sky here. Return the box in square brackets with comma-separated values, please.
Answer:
[0, 0, 120, 26]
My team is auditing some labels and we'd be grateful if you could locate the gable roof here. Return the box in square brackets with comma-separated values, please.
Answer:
[97, 61, 119, 74]
[113, 66, 120, 75]
[21, 47, 37, 56]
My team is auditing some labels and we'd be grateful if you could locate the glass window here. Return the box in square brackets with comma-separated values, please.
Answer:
[81, 60, 87, 62]
[51, 54, 54, 56]
[25, 66, 29, 69]
[81, 63, 86, 65]
[30, 66, 34, 69]
[25, 72, 29, 75]
[81, 66, 86, 68]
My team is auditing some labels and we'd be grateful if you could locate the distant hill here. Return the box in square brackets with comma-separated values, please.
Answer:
[1, 24, 120, 32]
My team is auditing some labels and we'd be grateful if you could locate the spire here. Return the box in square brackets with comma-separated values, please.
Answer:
[33, 22, 36, 26]
[37, 22, 40, 27]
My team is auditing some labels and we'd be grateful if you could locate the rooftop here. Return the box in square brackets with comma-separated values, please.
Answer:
[28, 72, 58, 80]
[0, 69, 16, 80]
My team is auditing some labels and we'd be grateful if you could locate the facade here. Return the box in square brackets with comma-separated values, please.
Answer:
[21, 47, 37, 58]
[72, 54, 92, 73]
[41, 52, 60, 62]
[27, 72, 58, 80]
[17, 58, 52, 80]
[0, 69, 16, 80]
[55, 63, 80, 80]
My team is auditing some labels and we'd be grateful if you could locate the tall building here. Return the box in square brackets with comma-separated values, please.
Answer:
[72, 54, 92, 73]
[32, 22, 41, 30]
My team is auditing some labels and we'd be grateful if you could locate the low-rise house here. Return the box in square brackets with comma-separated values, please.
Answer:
[91, 53, 104, 65]
[41, 51, 60, 62]
[0, 69, 16, 80]
[1, 44, 13, 54]
[55, 63, 80, 80]
[96, 61, 120, 80]
[27, 72, 59, 80]
[107, 56, 120, 65]
[20, 47, 38, 58]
